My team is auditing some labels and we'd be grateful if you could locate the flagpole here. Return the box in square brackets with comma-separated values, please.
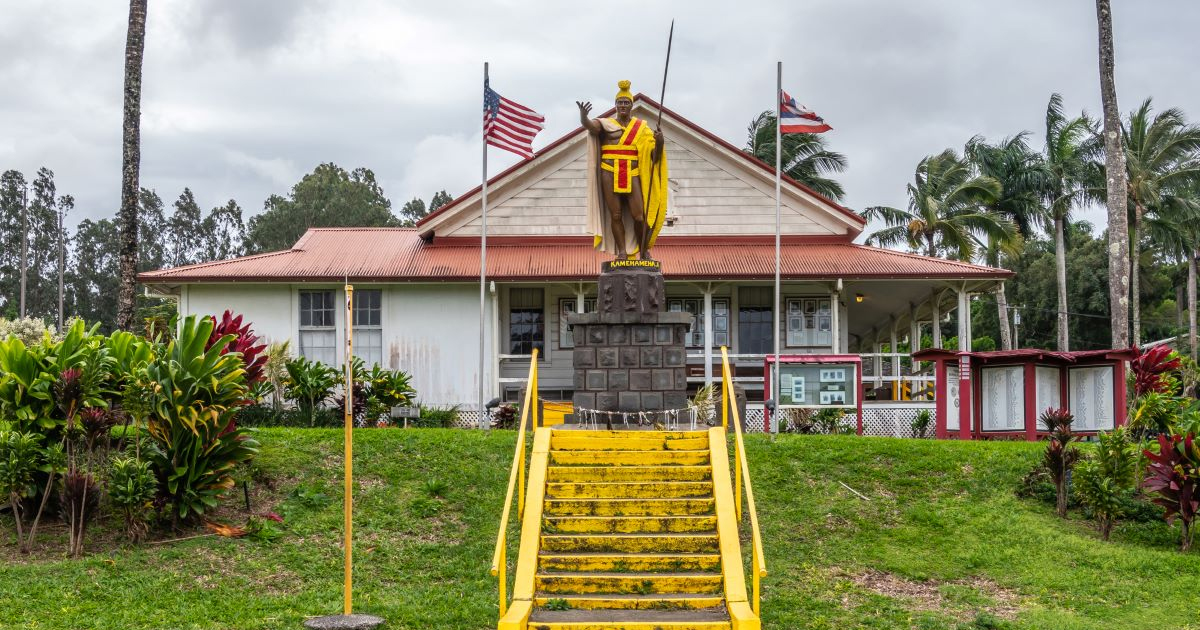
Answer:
[773, 61, 782, 435]
[479, 61, 490, 430]
[343, 280, 354, 615]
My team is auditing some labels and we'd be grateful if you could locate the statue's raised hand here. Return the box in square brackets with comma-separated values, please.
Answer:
[576, 101, 592, 121]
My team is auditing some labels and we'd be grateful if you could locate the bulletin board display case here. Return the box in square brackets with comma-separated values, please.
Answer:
[764, 355, 864, 434]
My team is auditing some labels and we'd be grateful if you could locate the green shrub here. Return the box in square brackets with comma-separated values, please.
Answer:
[1075, 427, 1137, 540]
[416, 404, 460, 428]
[911, 409, 933, 438]
[283, 357, 341, 426]
[235, 405, 341, 428]
[108, 456, 158, 543]
[145, 315, 259, 522]
[0, 428, 43, 552]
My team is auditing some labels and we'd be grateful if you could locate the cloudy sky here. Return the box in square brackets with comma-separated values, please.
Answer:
[3, 1, 1198, 237]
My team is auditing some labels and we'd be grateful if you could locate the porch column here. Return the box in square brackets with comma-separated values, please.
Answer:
[890, 322, 900, 401]
[931, 289, 942, 349]
[830, 287, 840, 353]
[957, 287, 970, 352]
[873, 339, 883, 390]
[703, 284, 714, 388]
[910, 303, 921, 374]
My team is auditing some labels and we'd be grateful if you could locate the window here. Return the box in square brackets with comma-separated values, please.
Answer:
[559, 297, 596, 349]
[299, 290, 336, 365]
[667, 298, 730, 347]
[786, 298, 833, 347]
[738, 287, 773, 355]
[353, 289, 383, 367]
[509, 288, 544, 355]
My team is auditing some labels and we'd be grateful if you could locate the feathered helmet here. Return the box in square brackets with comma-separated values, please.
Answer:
[615, 80, 633, 102]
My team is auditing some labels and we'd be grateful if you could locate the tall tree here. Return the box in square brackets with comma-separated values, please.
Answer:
[117, 0, 148, 331]
[137, 188, 167, 272]
[399, 197, 426, 226]
[744, 111, 848, 202]
[70, 218, 121, 329]
[1041, 94, 1102, 351]
[429, 190, 453, 213]
[1122, 99, 1200, 346]
[166, 188, 204, 267]
[966, 133, 1047, 349]
[27, 168, 62, 321]
[201, 200, 246, 262]
[1096, 0, 1131, 348]
[0, 171, 26, 318]
[861, 149, 1012, 261]
[245, 163, 396, 253]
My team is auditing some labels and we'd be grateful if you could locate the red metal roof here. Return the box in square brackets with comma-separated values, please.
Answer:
[139, 228, 1011, 284]
[416, 93, 865, 233]
[912, 348, 1137, 363]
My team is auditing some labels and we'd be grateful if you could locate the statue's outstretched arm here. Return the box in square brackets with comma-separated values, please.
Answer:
[576, 101, 601, 135]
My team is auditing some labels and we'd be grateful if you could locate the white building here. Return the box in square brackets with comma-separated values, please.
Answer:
[140, 95, 1008, 430]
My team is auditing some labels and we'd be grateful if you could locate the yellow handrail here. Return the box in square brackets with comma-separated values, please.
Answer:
[490, 347, 539, 617]
[721, 346, 767, 616]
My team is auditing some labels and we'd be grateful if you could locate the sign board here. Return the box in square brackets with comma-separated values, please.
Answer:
[390, 406, 421, 419]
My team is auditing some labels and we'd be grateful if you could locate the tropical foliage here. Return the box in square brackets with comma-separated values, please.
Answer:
[861, 149, 1013, 260]
[1075, 427, 1137, 539]
[744, 111, 848, 201]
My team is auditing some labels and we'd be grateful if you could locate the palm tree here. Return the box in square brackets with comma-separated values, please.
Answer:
[966, 133, 1047, 349]
[744, 111, 847, 202]
[1146, 191, 1200, 359]
[861, 149, 1012, 261]
[117, 0, 148, 331]
[1123, 98, 1200, 347]
[1041, 94, 1102, 351]
[1096, 0, 1131, 348]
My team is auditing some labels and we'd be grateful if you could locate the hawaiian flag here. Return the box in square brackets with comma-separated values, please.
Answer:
[483, 79, 545, 159]
[779, 90, 832, 134]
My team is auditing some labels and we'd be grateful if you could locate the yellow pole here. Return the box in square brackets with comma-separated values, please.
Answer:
[343, 282, 354, 616]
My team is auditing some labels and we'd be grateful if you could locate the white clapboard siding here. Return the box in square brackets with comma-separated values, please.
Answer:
[442, 108, 854, 238]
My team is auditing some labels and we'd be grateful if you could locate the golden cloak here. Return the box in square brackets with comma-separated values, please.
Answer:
[585, 116, 669, 258]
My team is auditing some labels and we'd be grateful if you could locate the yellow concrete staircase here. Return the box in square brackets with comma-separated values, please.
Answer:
[497, 427, 759, 630]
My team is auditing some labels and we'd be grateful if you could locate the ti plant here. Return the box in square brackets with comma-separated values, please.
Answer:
[0, 428, 42, 552]
[1041, 407, 1080, 518]
[145, 315, 260, 523]
[1075, 427, 1137, 540]
[1142, 432, 1200, 552]
[108, 456, 158, 543]
[283, 357, 341, 427]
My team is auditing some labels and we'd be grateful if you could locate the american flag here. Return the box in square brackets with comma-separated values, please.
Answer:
[779, 90, 832, 134]
[484, 79, 545, 159]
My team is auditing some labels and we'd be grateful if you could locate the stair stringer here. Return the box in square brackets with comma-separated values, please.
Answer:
[708, 427, 761, 630]
[497, 427, 552, 630]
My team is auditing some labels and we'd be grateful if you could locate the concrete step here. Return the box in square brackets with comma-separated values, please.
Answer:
[555, 430, 709, 441]
[540, 534, 719, 554]
[534, 593, 724, 611]
[546, 481, 713, 500]
[550, 450, 710, 467]
[538, 553, 722, 573]
[526, 609, 730, 629]
[543, 498, 716, 517]
[544, 515, 717, 535]
[547, 465, 712, 484]
[536, 572, 723, 595]
[552, 435, 710, 452]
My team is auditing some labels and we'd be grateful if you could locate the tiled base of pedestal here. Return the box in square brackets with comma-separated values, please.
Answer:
[567, 314, 693, 413]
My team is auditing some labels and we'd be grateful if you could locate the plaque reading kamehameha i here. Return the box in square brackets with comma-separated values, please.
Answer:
[596, 260, 666, 323]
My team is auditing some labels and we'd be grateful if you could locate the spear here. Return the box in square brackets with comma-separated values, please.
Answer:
[646, 19, 674, 258]
[656, 19, 674, 131]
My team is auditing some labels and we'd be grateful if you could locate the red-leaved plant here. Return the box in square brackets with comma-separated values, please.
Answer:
[1041, 407, 1079, 518]
[1131, 346, 1182, 397]
[1143, 432, 1200, 552]
[207, 311, 267, 389]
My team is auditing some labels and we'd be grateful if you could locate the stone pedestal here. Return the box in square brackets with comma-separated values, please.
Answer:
[568, 261, 693, 420]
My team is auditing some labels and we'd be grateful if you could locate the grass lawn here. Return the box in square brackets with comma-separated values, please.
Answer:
[1, 428, 1197, 630]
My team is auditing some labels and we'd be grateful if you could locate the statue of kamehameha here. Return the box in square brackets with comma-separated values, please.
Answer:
[577, 80, 669, 260]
